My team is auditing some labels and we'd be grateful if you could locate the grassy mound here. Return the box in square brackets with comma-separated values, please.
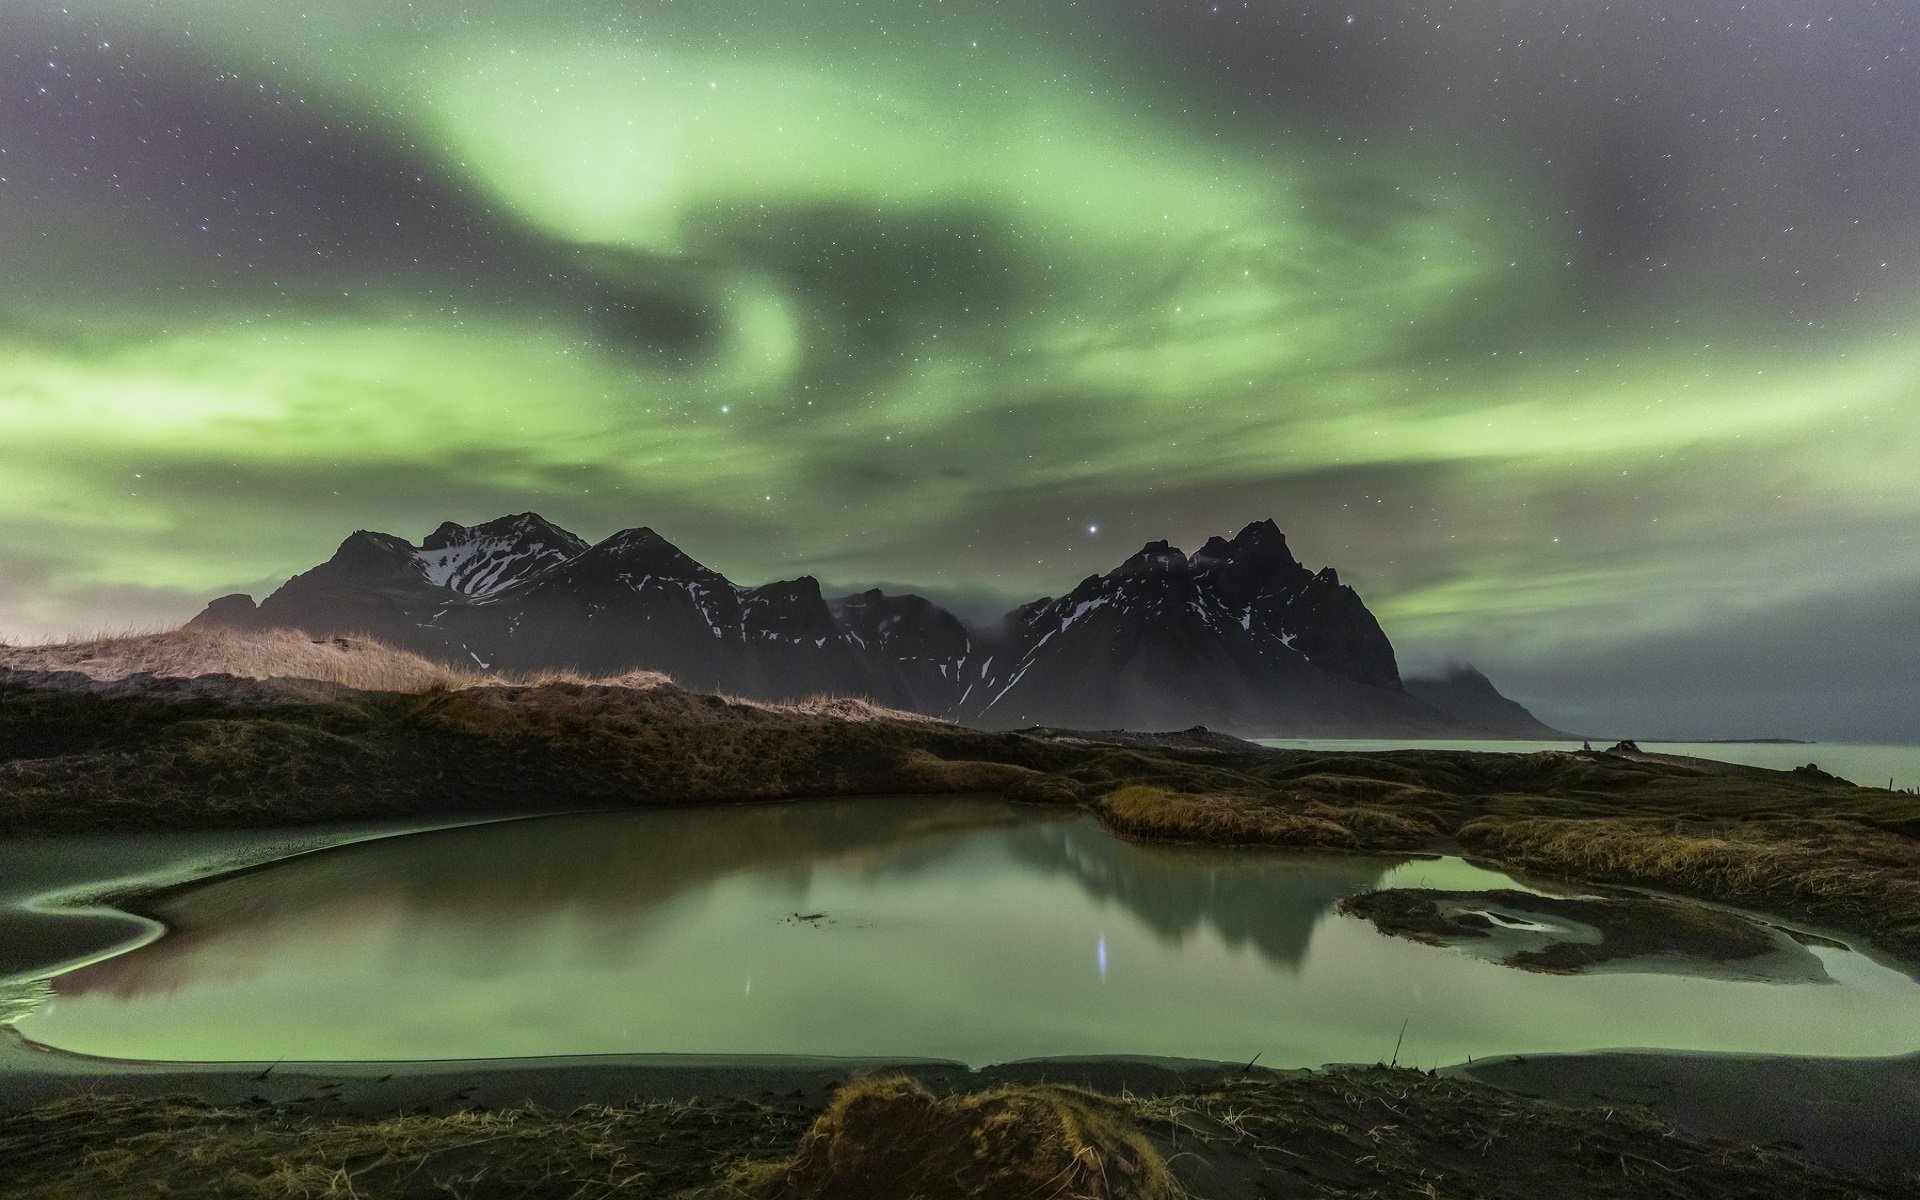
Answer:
[0, 627, 492, 693]
[1097, 782, 1443, 849]
[736, 1075, 1178, 1200]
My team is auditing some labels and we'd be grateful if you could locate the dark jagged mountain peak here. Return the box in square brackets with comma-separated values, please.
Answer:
[831, 589, 971, 658]
[750, 575, 824, 602]
[572, 526, 717, 580]
[1192, 523, 1315, 622]
[969, 519, 1413, 729]
[521, 526, 736, 634]
[421, 521, 472, 551]
[600, 525, 676, 551]
[830, 588, 975, 715]
[192, 528, 445, 646]
[278, 530, 428, 595]
[1280, 563, 1398, 690]
[421, 511, 579, 551]
[1114, 540, 1189, 576]
[735, 577, 849, 661]
[440, 524, 763, 685]
[742, 576, 835, 635]
[1229, 517, 1294, 557]
[337, 528, 419, 566]
[1194, 519, 1295, 565]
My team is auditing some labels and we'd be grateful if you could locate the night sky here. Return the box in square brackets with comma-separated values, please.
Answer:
[3, 1, 1916, 740]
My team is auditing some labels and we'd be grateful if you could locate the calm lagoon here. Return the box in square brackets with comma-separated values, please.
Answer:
[14, 797, 1918, 1069]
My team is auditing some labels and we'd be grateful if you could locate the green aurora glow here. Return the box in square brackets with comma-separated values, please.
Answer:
[3, 0, 1917, 738]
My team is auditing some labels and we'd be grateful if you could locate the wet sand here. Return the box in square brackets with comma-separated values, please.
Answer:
[4, 1030, 1917, 1185]
[1450, 1049, 1920, 1183]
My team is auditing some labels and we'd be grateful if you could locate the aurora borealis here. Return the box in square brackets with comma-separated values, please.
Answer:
[3, 1, 1916, 739]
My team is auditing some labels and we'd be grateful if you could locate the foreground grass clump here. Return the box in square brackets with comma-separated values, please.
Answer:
[732, 1075, 1176, 1200]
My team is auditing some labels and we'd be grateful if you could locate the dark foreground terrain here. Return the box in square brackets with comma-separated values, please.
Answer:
[2, 1060, 1906, 1199]
[4, 661, 1919, 1197]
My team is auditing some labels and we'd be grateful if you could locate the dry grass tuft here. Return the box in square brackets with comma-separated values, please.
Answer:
[0, 627, 487, 693]
[512, 667, 676, 691]
[733, 1075, 1179, 1200]
[1096, 784, 1440, 850]
[2, 627, 688, 698]
[760, 693, 941, 723]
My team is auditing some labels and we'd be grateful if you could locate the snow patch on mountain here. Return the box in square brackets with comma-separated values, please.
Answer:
[414, 514, 588, 596]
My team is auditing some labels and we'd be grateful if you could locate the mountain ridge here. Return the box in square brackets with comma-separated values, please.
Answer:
[190, 513, 1561, 738]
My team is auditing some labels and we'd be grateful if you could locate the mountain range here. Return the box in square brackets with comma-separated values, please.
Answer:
[189, 513, 1564, 738]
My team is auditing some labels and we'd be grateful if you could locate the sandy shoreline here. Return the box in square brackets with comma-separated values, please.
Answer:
[0, 809, 596, 981]
[0, 1031, 1243, 1114]
[1450, 1049, 1920, 1183]
[4, 1029, 1917, 1183]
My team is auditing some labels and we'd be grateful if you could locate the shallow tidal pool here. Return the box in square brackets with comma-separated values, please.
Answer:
[14, 797, 1920, 1067]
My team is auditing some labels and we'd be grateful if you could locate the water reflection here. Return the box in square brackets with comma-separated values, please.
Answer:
[19, 797, 1920, 1067]
[1007, 822, 1399, 969]
[54, 799, 1392, 1000]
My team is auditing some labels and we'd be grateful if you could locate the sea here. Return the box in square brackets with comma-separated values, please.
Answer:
[1254, 739, 1920, 792]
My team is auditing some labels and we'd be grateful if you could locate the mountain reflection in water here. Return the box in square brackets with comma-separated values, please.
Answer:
[54, 799, 1396, 1001]
[1010, 823, 1395, 969]
[22, 797, 1920, 1067]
